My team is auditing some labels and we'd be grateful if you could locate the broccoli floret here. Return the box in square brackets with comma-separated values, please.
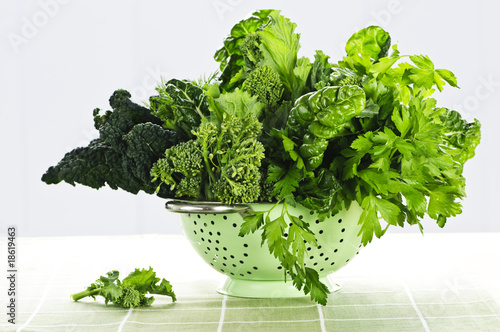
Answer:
[153, 89, 266, 204]
[244, 65, 284, 107]
[120, 287, 142, 308]
[151, 140, 204, 199]
[211, 162, 262, 204]
[338, 75, 363, 87]
[240, 32, 263, 70]
[198, 108, 265, 204]
[70, 268, 176, 308]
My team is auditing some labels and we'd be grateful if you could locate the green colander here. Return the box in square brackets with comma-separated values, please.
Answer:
[166, 200, 363, 299]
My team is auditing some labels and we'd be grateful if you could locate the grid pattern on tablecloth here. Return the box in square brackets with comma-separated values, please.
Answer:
[2, 235, 500, 332]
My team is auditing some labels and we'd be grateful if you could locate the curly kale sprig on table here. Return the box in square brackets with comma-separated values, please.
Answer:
[42, 9, 481, 306]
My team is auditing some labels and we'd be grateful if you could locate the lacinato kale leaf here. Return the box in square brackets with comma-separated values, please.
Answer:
[42, 90, 182, 197]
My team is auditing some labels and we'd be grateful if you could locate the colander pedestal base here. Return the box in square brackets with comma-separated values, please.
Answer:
[217, 275, 341, 299]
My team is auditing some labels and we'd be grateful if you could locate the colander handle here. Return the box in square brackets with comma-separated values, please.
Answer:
[165, 200, 251, 214]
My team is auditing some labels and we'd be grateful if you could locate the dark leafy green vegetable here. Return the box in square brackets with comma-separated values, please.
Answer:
[42, 90, 182, 197]
[71, 267, 176, 308]
[152, 89, 266, 204]
[214, 9, 273, 92]
[43, 10, 481, 307]
[150, 79, 210, 139]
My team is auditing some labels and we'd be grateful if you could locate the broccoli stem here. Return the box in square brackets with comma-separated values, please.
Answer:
[71, 288, 101, 302]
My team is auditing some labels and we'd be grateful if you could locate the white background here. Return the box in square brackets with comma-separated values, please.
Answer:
[0, 0, 498, 237]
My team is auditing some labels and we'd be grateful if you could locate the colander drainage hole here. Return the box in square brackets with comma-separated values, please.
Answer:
[253, 266, 258, 270]
[277, 266, 282, 270]
[307, 247, 311, 251]
[340, 239, 344, 243]
[315, 219, 320, 224]
[223, 257, 227, 260]
[223, 216, 228, 220]
[319, 230, 324, 234]
[334, 249, 338, 253]
[209, 232, 213, 236]
[309, 211, 314, 215]
[223, 263, 227, 266]
[193, 221, 197, 225]
[201, 237, 205, 242]
[232, 223, 237, 228]
[230, 255, 235, 259]
[217, 232, 221, 236]
[220, 269, 224, 272]
[239, 260, 244, 264]
[211, 221, 215, 225]
[338, 218, 342, 223]
[232, 264, 236, 267]
[239, 274, 244, 277]
[216, 240, 220, 244]
[243, 253, 248, 257]
[331, 262, 335, 265]
[341, 228, 345, 232]
[208, 239, 212, 243]
[230, 272, 234, 275]
[243, 243, 248, 247]
[193, 231, 197, 235]
[215, 247, 219, 251]
[204, 223, 208, 227]
[200, 229, 204, 233]
[223, 247, 227, 251]
[197, 215, 201, 219]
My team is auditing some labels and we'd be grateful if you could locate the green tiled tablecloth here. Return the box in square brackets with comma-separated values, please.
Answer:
[2, 233, 500, 331]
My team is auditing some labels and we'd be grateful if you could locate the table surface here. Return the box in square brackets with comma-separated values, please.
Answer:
[2, 232, 500, 332]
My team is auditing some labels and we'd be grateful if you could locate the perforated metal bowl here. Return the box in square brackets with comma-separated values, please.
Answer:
[166, 200, 363, 299]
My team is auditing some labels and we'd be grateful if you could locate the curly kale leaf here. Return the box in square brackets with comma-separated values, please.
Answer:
[149, 79, 210, 139]
[42, 90, 182, 197]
